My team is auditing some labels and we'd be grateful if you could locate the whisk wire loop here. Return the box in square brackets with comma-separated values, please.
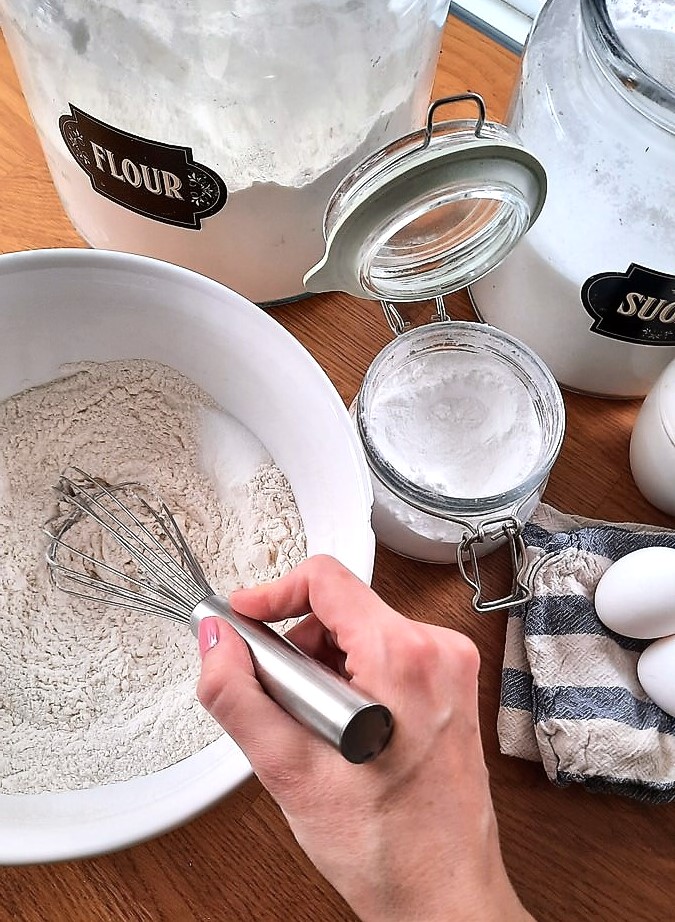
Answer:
[48, 562, 195, 621]
[45, 468, 211, 619]
[69, 469, 206, 597]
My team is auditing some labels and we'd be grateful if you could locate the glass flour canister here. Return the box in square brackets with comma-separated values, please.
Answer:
[0, 0, 449, 304]
[471, 0, 675, 398]
[305, 95, 566, 612]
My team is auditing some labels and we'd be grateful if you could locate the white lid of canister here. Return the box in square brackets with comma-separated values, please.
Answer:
[655, 357, 675, 448]
[630, 358, 675, 516]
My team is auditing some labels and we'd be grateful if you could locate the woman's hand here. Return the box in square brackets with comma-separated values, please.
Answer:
[197, 555, 532, 922]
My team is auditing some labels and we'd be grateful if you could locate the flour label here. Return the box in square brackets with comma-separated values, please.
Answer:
[581, 263, 675, 345]
[59, 105, 227, 229]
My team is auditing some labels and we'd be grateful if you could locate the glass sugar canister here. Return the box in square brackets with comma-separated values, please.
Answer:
[305, 95, 566, 612]
[0, 0, 449, 304]
[471, 0, 675, 398]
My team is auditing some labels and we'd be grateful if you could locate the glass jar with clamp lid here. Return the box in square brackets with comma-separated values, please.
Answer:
[305, 94, 566, 613]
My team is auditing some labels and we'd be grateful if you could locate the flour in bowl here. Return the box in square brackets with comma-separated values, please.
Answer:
[0, 359, 306, 794]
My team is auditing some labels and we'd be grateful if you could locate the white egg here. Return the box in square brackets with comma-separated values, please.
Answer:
[637, 636, 675, 718]
[594, 546, 675, 639]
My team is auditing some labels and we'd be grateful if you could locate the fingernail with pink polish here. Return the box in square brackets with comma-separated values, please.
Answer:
[198, 617, 220, 658]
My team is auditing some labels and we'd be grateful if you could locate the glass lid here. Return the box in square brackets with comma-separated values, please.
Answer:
[304, 94, 547, 302]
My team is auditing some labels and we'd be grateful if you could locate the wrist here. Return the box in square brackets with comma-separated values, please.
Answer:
[346, 839, 531, 922]
[354, 881, 532, 922]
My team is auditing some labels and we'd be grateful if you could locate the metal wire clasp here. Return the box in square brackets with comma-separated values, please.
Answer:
[456, 516, 533, 614]
[376, 92, 488, 338]
[421, 92, 487, 149]
[380, 296, 449, 336]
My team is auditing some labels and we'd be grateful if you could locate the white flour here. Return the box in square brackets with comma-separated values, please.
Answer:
[0, 359, 306, 795]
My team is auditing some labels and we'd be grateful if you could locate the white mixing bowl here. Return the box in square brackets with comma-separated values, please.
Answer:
[0, 248, 375, 865]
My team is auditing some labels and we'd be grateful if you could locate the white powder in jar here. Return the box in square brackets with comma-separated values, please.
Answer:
[0, 359, 306, 795]
[363, 349, 545, 562]
[368, 351, 543, 498]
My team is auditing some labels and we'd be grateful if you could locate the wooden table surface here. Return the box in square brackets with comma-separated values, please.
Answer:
[1, 13, 674, 922]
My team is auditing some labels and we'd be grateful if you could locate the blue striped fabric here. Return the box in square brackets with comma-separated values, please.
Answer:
[522, 596, 648, 648]
[499, 518, 675, 803]
[501, 666, 534, 711]
[534, 686, 675, 735]
[524, 521, 675, 559]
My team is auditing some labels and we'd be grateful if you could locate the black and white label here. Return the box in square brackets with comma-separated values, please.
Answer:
[581, 263, 675, 346]
[59, 105, 227, 229]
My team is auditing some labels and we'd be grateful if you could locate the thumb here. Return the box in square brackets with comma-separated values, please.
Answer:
[196, 617, 316, 771]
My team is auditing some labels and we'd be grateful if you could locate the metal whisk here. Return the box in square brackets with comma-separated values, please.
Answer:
[44, 468, 393, 764]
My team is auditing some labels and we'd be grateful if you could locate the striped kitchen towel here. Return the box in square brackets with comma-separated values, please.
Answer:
[499, 504, 675, 803]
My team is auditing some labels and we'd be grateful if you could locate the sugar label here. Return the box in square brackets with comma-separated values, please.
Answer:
[581, 263, 675, 345]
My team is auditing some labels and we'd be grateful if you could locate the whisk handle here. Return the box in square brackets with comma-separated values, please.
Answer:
[191, 596, 393, 764]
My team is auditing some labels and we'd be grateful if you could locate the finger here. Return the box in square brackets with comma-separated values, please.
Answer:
[230, 555, 394, 681]
[197, 617, 316, 775]
[230, 555, 402, 658]
[286, 615, 348, 676]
